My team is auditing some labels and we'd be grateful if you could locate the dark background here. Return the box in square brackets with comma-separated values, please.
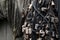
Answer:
[0, 0, 59, 40]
